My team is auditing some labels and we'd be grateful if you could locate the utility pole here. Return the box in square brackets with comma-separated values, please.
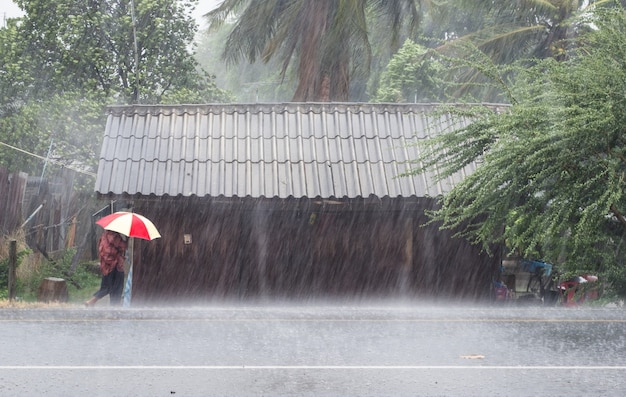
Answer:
[130, 0, 141, 103]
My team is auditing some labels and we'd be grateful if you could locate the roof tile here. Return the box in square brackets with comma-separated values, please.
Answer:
[96, 103, 501, 199]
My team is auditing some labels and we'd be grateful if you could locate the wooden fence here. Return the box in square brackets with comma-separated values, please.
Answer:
[1, 166, 96, 260]
[0, 167, 27, 236]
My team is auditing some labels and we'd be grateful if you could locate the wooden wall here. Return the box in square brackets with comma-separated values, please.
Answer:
[131, 197, 500, 303]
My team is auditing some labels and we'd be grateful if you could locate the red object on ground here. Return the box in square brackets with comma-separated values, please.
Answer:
[559, 274, 599, 306]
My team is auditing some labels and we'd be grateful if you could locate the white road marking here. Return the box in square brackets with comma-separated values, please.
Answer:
[1, 365, 625, 370]
[1, 318, 625, 323]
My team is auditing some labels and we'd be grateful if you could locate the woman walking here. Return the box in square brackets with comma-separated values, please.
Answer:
[85, 230, 128, 306]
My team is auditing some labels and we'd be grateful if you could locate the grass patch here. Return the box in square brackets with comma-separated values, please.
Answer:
[2, 234, 102, 304]
[16, 250, 102, 304]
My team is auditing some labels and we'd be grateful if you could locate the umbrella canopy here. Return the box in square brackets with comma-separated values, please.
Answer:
[96, 211, 161, 240]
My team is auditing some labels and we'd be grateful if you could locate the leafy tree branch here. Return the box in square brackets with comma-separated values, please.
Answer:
[409, 8, 626, 293]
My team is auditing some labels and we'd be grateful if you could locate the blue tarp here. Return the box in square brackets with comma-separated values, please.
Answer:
[521, 260, 553, 276]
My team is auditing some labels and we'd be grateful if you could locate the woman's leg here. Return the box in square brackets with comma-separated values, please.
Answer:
[109, 270, 125, 306]
[86, 272, 115, 306]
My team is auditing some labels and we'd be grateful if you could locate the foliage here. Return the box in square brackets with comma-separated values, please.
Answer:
[408, 9, 626, 295]
[373, 39, 446, 103]
[205, 0, 420, 101]
[14, 248, 101, 302]
[431, 0, 624, 101]
[11, 0, 226, 104]
[0, 247, 32, 300]
[196, 22, 294, 102]
[52, 250, 102, 303]
[0, 92, 104, 184]
[1, 0, 230, 181]
[0, 19, 29, 109]
[159, 70, 234, 104]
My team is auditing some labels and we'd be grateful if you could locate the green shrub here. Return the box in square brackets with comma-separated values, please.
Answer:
[16, 248, 101, 303]
[0, 248, 32, 299]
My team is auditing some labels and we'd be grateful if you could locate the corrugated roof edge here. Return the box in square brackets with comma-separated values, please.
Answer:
[95, 192, 432, 202]
[105, 102, 509, 116]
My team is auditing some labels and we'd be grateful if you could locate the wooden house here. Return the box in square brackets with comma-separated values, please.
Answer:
[95, 103, 503, 303]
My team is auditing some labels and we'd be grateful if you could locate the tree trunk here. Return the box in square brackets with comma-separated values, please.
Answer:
[38, 277, 69, 303]
[292, 0, 330, 101]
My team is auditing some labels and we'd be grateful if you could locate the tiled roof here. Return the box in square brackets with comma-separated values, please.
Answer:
[95, 103, 503, 199]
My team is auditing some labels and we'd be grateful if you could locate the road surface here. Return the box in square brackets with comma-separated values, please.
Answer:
[0, 302, 625, 396]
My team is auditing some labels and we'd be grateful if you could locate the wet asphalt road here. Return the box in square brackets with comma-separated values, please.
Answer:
[0, 302, 625, 396]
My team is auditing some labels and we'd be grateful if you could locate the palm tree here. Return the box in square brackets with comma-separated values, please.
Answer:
[205, 0, 420, 101]
[448, 0, 618, 62]
[428, 0, 622, 101]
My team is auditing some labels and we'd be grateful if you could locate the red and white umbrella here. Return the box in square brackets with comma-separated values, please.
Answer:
[96, 211, 161, 240]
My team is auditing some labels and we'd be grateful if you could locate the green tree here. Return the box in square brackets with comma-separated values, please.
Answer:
[439, 0, 623, 61]
[1, 0, 230, 179]
[373, 39, 446, 103]
[0, 19, 33, 109]
[0, 92, 104, 179]
[431, 0, 624, 101]
[12, 0, 227, 104]
[206, 0, 420, 101]
[409, 9, 626, 295]
[196, 22, 294, 102]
